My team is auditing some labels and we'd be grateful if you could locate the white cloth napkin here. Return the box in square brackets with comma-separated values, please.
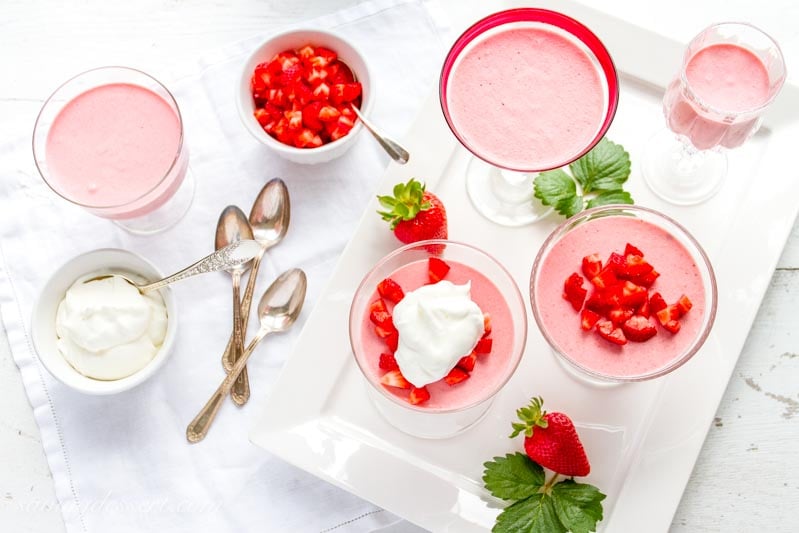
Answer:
[0, 1, 447, 531]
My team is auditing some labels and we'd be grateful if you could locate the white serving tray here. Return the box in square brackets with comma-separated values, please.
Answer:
[250, 2, 799, 531]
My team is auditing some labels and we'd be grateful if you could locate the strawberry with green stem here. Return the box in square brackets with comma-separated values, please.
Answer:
[377, 178, 447, 244]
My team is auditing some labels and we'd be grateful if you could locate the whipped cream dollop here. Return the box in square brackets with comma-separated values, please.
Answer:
[55, 274, 168, 380]
[392, 280, 484, 387]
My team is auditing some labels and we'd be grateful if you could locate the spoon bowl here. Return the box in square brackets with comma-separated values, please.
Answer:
[216, 206, 254, 274]
[250, 178, 291, 246]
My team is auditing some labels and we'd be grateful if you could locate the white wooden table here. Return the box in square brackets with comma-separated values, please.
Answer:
[1, 1, 797, 531]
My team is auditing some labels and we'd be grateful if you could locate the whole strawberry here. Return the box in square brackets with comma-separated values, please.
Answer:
[510, 397, 590, 477]
[377, 178, 447, 244]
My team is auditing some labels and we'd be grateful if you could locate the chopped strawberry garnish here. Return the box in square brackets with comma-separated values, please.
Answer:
[310, 47, 337, 68]
[620, 281, 647, 308]
[676, 294, 693, 316]
[562, 273, 587, 312]
[428, 257, 451, 283]
[293, 128, 323, 148]
[607, 252, 627, 274]
[369, 299, 391, 327]
[385, 330, 399, 352]
[378, 352, 399, 371]
[637, 297, 651, 318]
[374, 323, 396, 339]
[609, 307, 633, 326]
[444, 367, 470, 386]
[380, 370, 411, 389]
[581, 253, 603, 280]
[318, 105, 340, 122]
[662, 319, 681, 334]
[302, 101, 324, 131]
[595, 319, 627, 345]
[377, 278, 405, 304]
[329, 61, 356, 84]
[622, 315, 658, 342]
[656, 304, 681, 326]
[457, 352, 477, 372]
[474, 337, 493, 355]
[630, 269, 660, 287]
[409, 386, 431, 405]
[580, 308, 601, 330]
[590, 266, 618, 290]
[624, 243, 644, 257]
[649, 292, 668, 313]
[622, 254, 654, 278]
[330, 83, 362, 105]
[483, 313, 492, 337]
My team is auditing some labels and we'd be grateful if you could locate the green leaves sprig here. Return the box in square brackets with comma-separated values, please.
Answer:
[483, 454, 606, 533]
[534, 138, 633, 218]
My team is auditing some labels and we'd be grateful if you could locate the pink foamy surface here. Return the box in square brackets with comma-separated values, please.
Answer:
[665, 43, 770, 150]
[446, 26, 605, 170]
[359, 259, 514, 411]
[45, 83, 183, 212]
[535, 216, 706, 378]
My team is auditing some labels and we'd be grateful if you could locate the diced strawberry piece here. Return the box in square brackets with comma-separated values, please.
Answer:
[328, 122, 353, 141]
[622, 315, 658, 342]
[483, 313, 492, 337]
[374, 322, 396, 339]
[293, 128, 323, 148]
[609, 307, 633, 326]
[329, 61, 355, 84]
[273, 117, 293, 144]
[581, 253, 603, 280]
[607, 252, 627, 274]
[285, 109, 303, 131]
[381, 370, 410, 389]
[312, 82, 330, 100]
[624, 243, 644, 257]
[457, 352, 477, 372]
[580, 308, 601, 330]
[297, 45, 316, 63]
[340, 106, 356, 120]
[254, 108, 271, 126]
[290, 82, 315, 106]
[562, 272, 587, 312]
[584, 291, 609, 313]
[318, 105, 341, 122]
[676, 295, 693, 316]
[310, 47, 337, 68]
[369, 299, 391, 326]
[662, 319, 681, 334]
[267, 88, 287, 107]
[649, 292, 668, 313]
[409, 386, 430, 405]
[330, 82, 362, 105]
[302, 101, 324, 131]
[306, 66, 328, 86]
[595, 319, 627, 345]
[630, 269, 660, 288]
[444, 367, 470, 386]
[377, 278, 405, 304]
[378, 352, 399, 371]
[591, 266, 618, 289]
[656, 304, 681, 326]
[276, 51, 300, 70]
[637, 297, 651, 318]
[265, 58, 284, 75]
[428, 257, 451, 283]
[278, 64, 303, 86]
[623, 254, 654, 278]
[475, 337, 493, 355]
[385, 330, 399, 352]
[620, 281, 647, 308]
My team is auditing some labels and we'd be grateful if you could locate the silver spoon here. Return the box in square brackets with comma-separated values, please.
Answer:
[186, 268, 307, 443]
[86, 240, 261, 293]
[221, 179, 290, 400]
[351, 104, 410, 164]
[215, 206, 254, 405]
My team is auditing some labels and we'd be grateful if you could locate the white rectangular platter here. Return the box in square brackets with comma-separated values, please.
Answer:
[251, 1, 799, 531]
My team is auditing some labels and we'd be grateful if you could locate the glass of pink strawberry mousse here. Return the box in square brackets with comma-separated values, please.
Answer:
[349, 240, 527, 438]
[439, 8, 619, 227]
[642, 23, 786, 205]
[33, 67, 194, 234]
[530, 205, 717, 385]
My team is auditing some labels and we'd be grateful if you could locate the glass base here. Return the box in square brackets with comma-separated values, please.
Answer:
[465, 156, 552, 226]
[642, 129, 728, 206]
[113, 168, 196, 235]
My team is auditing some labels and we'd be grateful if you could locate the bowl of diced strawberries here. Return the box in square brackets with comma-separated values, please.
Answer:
[238, 28, 372, 164]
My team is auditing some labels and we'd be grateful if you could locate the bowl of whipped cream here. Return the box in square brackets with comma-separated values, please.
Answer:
[32, 249, 177, 394]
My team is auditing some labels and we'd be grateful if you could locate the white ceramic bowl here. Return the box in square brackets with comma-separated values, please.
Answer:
[237, 28, 374, 164]
[31, 249, 178, 395]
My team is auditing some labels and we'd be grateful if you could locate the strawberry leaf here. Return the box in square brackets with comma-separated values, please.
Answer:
[586, 190, 634, 209]
[570, 138, 631, 194]
[550, 479, 606, 533]
[483, 453, 545, 500]
[533, 169, 582, 218]
[493, 493, 565, 533]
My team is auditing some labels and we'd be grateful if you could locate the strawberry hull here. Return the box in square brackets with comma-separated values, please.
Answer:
[533, 214, 710, 380]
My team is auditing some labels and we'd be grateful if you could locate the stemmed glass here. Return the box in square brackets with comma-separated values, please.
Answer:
[642, 23, 786, 205]
[439, 8, 619, 226]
